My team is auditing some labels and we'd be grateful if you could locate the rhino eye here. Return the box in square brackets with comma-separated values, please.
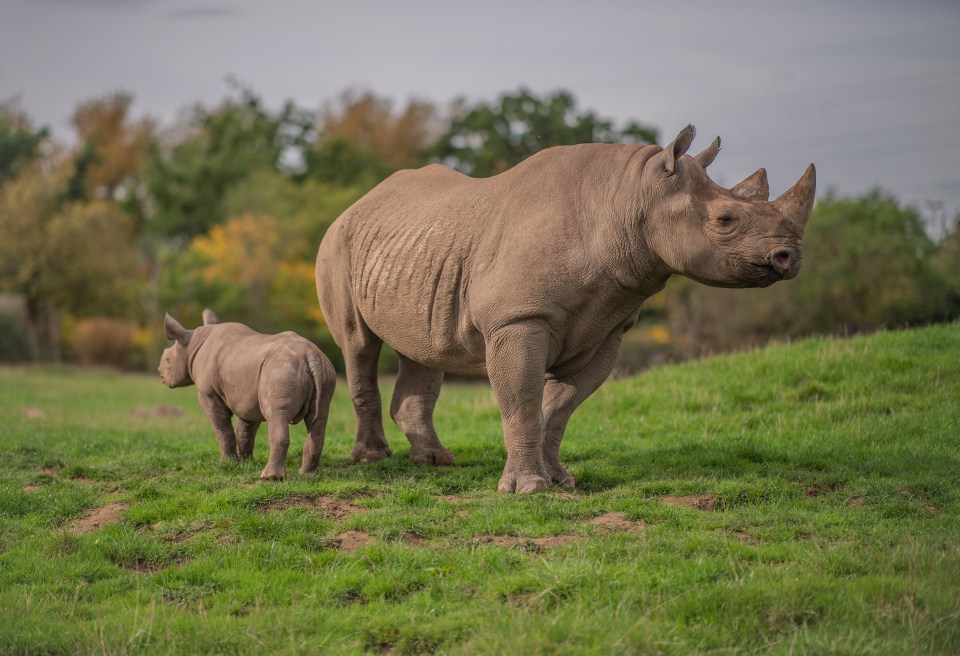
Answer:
[718, 215, 734, 225]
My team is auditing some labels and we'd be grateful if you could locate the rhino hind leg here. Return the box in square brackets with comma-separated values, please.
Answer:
[343, 328, 393, 464]
[390, 354, 455, 466]
[260, 415, 291, 480]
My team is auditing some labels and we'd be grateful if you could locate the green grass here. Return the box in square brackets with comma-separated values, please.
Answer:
[1, 324, 958, 655]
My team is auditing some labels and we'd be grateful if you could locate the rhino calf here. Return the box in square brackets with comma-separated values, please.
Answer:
[158, 309, 336, 480]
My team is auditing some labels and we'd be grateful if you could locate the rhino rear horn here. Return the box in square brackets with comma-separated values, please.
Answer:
[731, 168, 769, 201]
[772, 164, 817, 229]
[662, 124, 696, 174]
[202, 308, 220, 326]
[164, 313, 193, 347]
[693, 136, 721, 168]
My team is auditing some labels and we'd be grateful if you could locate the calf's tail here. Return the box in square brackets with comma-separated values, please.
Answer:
[306, 355, 336, 428]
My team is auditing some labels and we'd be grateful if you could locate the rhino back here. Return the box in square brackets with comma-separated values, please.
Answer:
[191, 324, 321, 421]
[318, 144, 659, 373]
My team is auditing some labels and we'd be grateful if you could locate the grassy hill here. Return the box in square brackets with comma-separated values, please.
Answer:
[1, 324, 958, 654]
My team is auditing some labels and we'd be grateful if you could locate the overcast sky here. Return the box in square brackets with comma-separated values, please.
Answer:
[2, 0, 959, 226]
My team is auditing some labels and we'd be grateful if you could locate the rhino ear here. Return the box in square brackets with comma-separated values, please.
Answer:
[202, 308, 220, 326]
[693, 136, 721, 168]
[731, 168, 770, 201]
[164, 313, 193, 347]
[661, 124, 696, 175]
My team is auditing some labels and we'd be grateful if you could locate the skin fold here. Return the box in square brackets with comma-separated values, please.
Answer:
[315, 126, 816, 493]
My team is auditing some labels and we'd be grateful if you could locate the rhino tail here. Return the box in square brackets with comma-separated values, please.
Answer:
[306, 354, 336, 429]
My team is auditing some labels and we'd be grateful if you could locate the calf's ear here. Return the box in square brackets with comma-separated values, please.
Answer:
[202, 308, 220, 326]
[661, 124, 696, 175]
[164, 313, 193, 347]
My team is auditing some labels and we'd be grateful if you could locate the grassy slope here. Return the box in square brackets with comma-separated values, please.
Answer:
[0, 324, 957, 655]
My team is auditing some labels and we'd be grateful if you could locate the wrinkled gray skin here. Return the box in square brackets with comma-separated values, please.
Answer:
[315, 125, 816, 493]
[159, 309, 336, 480]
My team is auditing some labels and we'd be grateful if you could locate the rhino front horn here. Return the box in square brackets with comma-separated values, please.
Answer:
[772, 164, 816, 229]
[731, 168, 769, 201]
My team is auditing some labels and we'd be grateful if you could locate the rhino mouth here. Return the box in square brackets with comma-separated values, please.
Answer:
[754, 263, 784, 287]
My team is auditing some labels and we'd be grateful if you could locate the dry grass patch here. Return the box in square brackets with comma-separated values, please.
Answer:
[474, 535, 581, 549]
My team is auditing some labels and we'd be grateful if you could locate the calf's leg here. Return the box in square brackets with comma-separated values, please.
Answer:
[199, 393, 238, 460]
[236, 419, 260, 459]
[261, 415, 291, 480]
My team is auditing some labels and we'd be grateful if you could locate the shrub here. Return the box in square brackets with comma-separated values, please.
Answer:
[70, 317, 135, 368]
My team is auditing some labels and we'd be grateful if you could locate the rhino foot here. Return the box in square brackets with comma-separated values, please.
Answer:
[498, 470, 550, 495]
[410, 447, 456, 466]
[544, 462, 576, 490]
[260, 465, 287, 481]
[351, 443, 392, 464]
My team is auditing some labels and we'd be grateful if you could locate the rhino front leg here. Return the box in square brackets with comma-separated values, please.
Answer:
[199, 393, 238, 461]
[236, 419, 260, 459]
[542, 331, 623, 490]
[486, 320, 551, 494]
[390, 354, 455, 466]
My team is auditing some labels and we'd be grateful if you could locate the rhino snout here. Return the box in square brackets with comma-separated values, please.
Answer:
[767, 247, 800, 280]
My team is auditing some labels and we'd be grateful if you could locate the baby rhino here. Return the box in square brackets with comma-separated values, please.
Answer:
[159, 309, 336, 480]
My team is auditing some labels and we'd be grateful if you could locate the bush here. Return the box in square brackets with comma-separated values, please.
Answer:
[0, 311, 30, 362]
[70, 317, 135, 368]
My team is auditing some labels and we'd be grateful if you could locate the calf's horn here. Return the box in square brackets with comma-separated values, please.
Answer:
[772, 164, 816, 229]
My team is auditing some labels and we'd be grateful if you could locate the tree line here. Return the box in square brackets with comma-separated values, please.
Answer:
[0, 85, 957, 372]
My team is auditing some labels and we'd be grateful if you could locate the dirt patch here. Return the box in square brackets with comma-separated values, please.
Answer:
[402, 532, 426, 547]
[733, 530, 755, 544]
[22, 407, 44, 419]
[260, 495, 366, 519]
[335, 530, 374, 552]
[660, 494, 717, 511]
[846, 496, 866, 508]
[474, 534, 581, 549]
[71, 502, 128, 533]
[588, 511, 645, 532]
[436, 495, 470, 503]
[22, 485, 40, 494]
[131, 405, 183, 418]
[37, 467, 58, 477]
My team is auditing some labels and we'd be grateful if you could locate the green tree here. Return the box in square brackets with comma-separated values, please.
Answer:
[0, 98, 48, 186]
[143, 85, 311, 239]
[433, 88, 658, 177]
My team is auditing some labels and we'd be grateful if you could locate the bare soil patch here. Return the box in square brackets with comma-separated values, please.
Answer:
[846, 496, 866, 508]
[402, 532, 426, 546]
[474, 534, 581, 549]
[733, 530, 755, 544]
[436, 495, 470, 503]
[660, 494, 717, 511]
[71, 502, 128, 533]
[37, 468, 58, 477]
[335, 530, 374, 552]
[260, 495, 366, 519]
[588, 511, 645, 532]
[22, 407, 44, 419]
[22, 485, 40, 494]
[131, 405, 183, 418]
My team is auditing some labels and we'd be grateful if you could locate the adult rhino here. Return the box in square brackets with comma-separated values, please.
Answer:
[315, 125, 815, 494]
